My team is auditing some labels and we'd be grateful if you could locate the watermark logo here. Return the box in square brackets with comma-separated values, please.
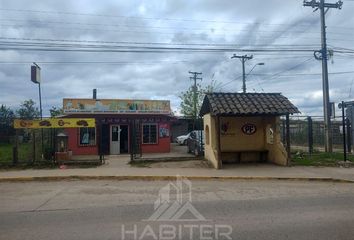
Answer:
[121, 176, 232, 240]
[146, 176, 205, 222]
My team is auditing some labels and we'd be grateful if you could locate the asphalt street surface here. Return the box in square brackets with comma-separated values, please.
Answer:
[0, 180, 354, 240]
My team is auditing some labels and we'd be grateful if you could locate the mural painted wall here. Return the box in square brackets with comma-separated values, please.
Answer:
[63, 99, 171, 114]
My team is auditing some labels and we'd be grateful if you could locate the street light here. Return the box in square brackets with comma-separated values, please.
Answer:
[31, 62, 42, 119]
[247, 62, 265, 76]
[31, 62, 44, 160]
[243, 62, 265, 92]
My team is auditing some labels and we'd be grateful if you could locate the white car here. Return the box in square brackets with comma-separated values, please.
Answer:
[176, 132, 191, 145]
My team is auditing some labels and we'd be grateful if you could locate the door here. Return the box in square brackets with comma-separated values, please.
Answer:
[110, 125, 120, 154]
[119, 125, 129, 153]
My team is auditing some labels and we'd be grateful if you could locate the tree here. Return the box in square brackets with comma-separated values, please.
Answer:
[179, 80, 217, 118]
[0, 104, 15, 126]
[17, 99, 40, 120]
[49, 106, 63, 118]
[0, 105, 15, 138]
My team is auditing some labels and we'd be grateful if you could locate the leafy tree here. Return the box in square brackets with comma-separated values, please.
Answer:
[49, 106, 63, 118]
[179, 80, 218, 118]
[0, 104, 15, 126]
[17, 99, 40, 120]
[0, 105, 15, 138]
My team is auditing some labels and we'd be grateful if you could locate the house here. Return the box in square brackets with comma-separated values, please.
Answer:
[61, 91, 173, 156]
[199, 92, 300, 169]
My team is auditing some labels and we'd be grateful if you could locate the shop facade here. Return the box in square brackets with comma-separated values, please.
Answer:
[61, 98, 172, 156]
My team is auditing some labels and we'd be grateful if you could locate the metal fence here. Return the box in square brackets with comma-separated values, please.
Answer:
[0, 127, 59, 166]
[280, 116, 350, 154]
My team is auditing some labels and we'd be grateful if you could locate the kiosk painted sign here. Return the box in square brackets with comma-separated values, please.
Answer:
[14, 118, 95, 129]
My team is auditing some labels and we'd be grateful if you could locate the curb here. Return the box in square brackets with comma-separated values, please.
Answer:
[0, 175, 353, 183]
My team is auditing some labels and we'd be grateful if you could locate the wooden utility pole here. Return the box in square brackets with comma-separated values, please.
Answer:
[189, 71, 202, 129]
[231, 54, 253, 93]
[303, 0, 343, 152]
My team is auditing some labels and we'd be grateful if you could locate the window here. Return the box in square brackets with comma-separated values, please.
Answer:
[79, 127, 96, 146]
[142, 124, 157, 144]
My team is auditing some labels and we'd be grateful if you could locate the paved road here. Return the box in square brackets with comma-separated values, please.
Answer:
[0, 180, 354, 240]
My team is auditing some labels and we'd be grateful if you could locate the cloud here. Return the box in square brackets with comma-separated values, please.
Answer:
[0, 0, 353, 117]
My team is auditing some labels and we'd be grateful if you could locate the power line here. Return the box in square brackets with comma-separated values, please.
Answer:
[0, 38, 352, 56]
[252, 70, 354, 76]
[216, 75, 243, 92]
[2, 23, 342, 42]
[217, 58, 327, 92]
[1, 17, 353, 37]
[0, 60, 190, 65]
[0, 40, 321, 53]
[0, 7, 352, 32]
[0, 37, 320, 48]
[253, 58, 314, 83]
[0, 8, 328, 27]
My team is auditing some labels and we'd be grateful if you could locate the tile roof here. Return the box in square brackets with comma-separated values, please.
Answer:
[200, 92, 300, 116]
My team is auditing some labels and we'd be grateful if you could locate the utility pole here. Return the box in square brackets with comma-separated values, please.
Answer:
[303, 0, 343, 153]
[231, 54, 253, 93]
[189, 71, 202, 130]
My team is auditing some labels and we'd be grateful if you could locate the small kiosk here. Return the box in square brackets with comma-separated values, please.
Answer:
[200, 92, 299, 169]
[55, 132, 72, 161]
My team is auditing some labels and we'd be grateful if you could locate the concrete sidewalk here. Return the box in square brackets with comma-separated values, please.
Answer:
[0, 163, 353, 182]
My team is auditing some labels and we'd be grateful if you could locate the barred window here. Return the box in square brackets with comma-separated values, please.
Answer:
[142, 124, 157, 144]
[79, 127, 96, 146]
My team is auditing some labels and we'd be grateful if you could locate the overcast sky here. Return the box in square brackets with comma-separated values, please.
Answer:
[0, 0, 353, 117]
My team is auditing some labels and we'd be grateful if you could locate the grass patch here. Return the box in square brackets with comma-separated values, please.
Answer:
[0, 143, 40, 165]
[292, 151, 354, 166]
[0, 143, 13, 163]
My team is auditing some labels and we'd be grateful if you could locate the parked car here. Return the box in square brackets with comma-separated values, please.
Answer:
[175, 132, 191, 145]
[187, 130, 205, 156]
